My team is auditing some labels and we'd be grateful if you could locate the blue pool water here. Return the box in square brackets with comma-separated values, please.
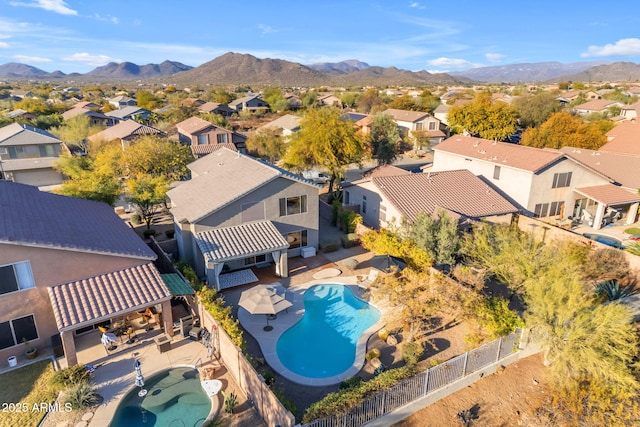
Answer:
[583, 233, 625, 249]
[276, 284, 381, 378]
[109, 367, 211, 427]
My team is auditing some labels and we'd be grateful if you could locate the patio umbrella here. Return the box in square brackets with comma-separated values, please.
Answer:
[134, 359, 147, 396]
[367, 255, 407, 274]
[238, 283, 292, 331]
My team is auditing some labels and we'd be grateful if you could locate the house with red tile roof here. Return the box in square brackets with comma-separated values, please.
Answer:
[432, 135, 640, 230]
[88, 119, 166, 148]
[0, 181, 175, 366]
[343, 167, 517, 229]
[176, 116, 247, 152]
[601, 120, 640, 156]
[573, 99, 623, 115]
[383, 108, 446, 149]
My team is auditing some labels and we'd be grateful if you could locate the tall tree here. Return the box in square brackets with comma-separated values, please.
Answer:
[405, 210, 460, 265]
[357, 88, 384, 113]
[121, 135, 192, 179]
[135, 90, 161, 110]
[448, 92, 518, 141]
[245, 127, 286, 163]
[369, 112, 400, 165]
[520, 111, 608, 149]
[513, 92, 562, 128]
[127, 174, 170, 229]
[50, 114, 100, 151]
[282, 108, 364, 193]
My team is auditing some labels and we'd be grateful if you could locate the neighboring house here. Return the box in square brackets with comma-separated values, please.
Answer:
[432, 135, 640, 229]
[72, 101, 101, 110]
[166, 148, 319, 290]
[87, 120, 166, 148]
[623, 85, 640, 97]
[383, 108, 446, 148]
[61, 107, 117, 127]
[0, 123, 64, 188]
[601, 120, 640, 156]
[354, 115, 373, 136]
[176, 116, 247, 152]
[181, 98, 206, 108]
[0, 181, 175, 367]
[198, 102, 234, 117]
[108, 95, 137, 109]
[283, 93, 302, 110]
[433, 99, 471, 126]
[257, 114, 302, 138]
[105, 106, 152, 122]
[5, 109, 38, 120]
[620, 102, 640, 121]
[573, 99, 623, 115]
[228, 94, 269, 113]
[318, 94, 342, 107]
[190, 142, 237, 159]
[9, 90, 34, 100]
[343, 165, 517, 229]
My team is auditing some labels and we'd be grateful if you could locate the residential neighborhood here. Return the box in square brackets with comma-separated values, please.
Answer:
[2, 56, 640, 427]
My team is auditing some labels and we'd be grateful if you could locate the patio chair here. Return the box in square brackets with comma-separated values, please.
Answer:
[358, 270, 380, 289]
[123, 326, 137, 344]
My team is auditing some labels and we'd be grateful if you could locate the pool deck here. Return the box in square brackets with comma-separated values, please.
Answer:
[236, 275, 387, 387]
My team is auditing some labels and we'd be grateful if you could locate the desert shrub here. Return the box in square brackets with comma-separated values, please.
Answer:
[320, 240, 340, 253]
[340, 233, 360, 248]
[198, 286, 245, 351]
[64, 381, 99, 410]
[473, 297, 524, 339]
[51, 365, 89, 388]
[340, 376, 364, 390]
[365, 348, 381, 361]
[343, 258, 358, 271]
[401, 342, 423, 366]
[177, 260, 201, 291]
[143, 228, 156, 238]
[582, 247, 632, 283]
[130, 213, 142, 224]
[164, 229, 175, 238]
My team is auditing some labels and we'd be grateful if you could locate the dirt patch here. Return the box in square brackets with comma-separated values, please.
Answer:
[393, 353, 548, 427]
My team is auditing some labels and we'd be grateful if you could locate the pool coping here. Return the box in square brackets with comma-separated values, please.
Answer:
[237, 275, 386, 386]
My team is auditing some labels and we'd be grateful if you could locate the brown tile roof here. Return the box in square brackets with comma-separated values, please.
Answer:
[601, 120, 640, 156]
[361, 164, 411, 178]
[88, 120, 165, 142]
[574, 99, 620, 111]
[190, 143, 237, 157]
[560, 146, 640, 189]
[0, 181, 155, 259]
[574, 184, 640, 205]
[382, 109, 431, 123]
[176, 116, 213, 134]
[258, 114, 302, 132]
[434, 135, 563, 172]
[199, 102, 233, 114]
[373, 169, 518, 222]
[48, 262, 171, 330]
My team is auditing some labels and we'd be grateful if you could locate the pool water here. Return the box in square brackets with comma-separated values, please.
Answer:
[109, 367, 211, 427]
[583, 233, 625, 249]
[276, 284, 381, 378]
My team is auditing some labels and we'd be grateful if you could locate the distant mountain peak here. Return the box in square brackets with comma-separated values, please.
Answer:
[307, 59, 370, 75]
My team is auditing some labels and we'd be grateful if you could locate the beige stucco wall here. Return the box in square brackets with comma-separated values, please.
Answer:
[0, 243, 148, 362]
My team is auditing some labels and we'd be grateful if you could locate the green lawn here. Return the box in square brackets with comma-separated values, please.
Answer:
[0, 360, 61, 427]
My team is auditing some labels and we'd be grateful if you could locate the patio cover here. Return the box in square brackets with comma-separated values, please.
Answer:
[195, 221, 290, 290]
[48, 262, 172, 332]
[161, 273, 195, 295]
[574, 184, 640, 206]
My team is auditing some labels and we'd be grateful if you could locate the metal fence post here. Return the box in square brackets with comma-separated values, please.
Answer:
[496, 336, 503, 362]
[423, 368, 430, 396]
[462, 351, 468, 376]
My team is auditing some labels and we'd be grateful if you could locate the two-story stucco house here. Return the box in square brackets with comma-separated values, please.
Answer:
[228, 94, 269, 113]
[176, 116, 247, 153]
[432, 135, 640, 229]
[0, 123, 65, 188]
[167, 148, 319, 290]
[0, 181, 174, 367]
[383, 108, 446, 149]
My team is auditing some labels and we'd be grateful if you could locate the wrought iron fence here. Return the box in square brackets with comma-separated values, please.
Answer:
[303, 329, 525, 427]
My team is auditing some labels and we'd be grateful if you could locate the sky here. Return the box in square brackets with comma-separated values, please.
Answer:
[1, 0, 640, 74]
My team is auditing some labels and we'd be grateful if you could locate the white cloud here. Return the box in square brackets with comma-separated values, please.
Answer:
[485, 53, 505, 62]
[582, 38, 640, 57]
[409, 2, 426, 9]
[13, 54, 51, 63]
[62, 52, 120, 66]
[0, 42, 9, 48]
[258, 24, 276, 36]
[93, 13, 119, 24]
[425, 57, 482, 69]
[9, 0, 77, 16]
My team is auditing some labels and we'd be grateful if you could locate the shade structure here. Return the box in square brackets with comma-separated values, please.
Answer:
[238, 283, 292, 315]
[367, 255, 407, 274]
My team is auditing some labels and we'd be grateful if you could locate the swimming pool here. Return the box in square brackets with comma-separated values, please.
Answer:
[276, 284, 381, 379]
[109, 367, 212, 427]
[583, 233, 625, 249]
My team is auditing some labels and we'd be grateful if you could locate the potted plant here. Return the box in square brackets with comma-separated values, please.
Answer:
[23, 338, 37, 359]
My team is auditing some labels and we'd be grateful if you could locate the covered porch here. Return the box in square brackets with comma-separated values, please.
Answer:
[572, 184, 640, 230]
[47, 263, 175, 366]
[196, 221, 290, 291]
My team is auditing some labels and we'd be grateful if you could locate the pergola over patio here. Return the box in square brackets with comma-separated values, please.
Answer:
[47, 262, 174, 366]
[574, 184, 640, 230]
[196, 220, 289, 291]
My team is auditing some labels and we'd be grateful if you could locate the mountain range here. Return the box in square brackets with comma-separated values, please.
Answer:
[1, 53, 640, 86]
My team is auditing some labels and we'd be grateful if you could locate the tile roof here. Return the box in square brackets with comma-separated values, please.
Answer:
[373, 169, 518, 222]
[168, 148, 316, 223]
[0, 181, 155, 259]
[258, 114, 302, 131]
[196, 220, 289, 263]
[88, 120, 165, 142]
[382, 108, 431, 123]
[105, 106, 149, 119]
[601, 120, 640, 156]
[61, 108, 111, 121]
[574, 99, 620, 111]
[0, 123, 61, 147]
[574, 184, 640, 205]
[229, 94, 261, 107]
[433, 135, 564, 172]
[176, 116, 214, 134]
[361, 164, 411, 179]
[560, 146, 640, 189]
[198, 102, 233, 114]
[48, 262, 171, 331]
[190, 143, 237, 157]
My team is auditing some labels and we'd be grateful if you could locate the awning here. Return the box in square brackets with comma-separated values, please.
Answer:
[48, 262, 172, 332]
[196, 220, 289, 263]
[161, 273, 195, 295]
[575, 184, 640, 206]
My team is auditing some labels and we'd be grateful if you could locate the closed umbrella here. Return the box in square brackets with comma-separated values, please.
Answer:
[239, 283, 292, 331]
[134, 359, 147, 396]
